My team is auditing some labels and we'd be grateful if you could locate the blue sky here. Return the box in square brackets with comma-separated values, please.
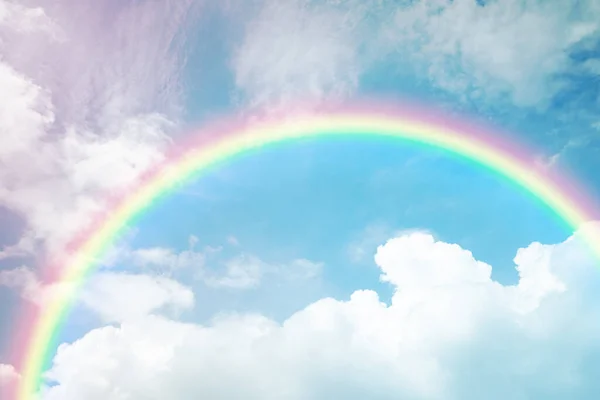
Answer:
[1, 0, 600, 399]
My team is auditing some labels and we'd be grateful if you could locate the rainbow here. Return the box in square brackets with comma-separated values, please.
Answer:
[14, 101, 600, 399]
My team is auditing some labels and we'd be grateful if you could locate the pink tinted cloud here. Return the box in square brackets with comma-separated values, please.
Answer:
[1, 0, 200, 129]
[0, 0, 201, 260]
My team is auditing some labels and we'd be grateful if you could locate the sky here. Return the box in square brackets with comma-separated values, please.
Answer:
[1, 0, 600, 399]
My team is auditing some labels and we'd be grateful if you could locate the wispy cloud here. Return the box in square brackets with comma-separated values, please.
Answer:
[0, 0, 199, 261]
[201, 254, 323, 289]
[231, 0, 365, 113]
[389, 0, 600, 108]
[79, 272, 195, 323]
[231, 0, 600, 113]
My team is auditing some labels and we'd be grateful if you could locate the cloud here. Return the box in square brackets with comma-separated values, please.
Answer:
[2, 2, 599, 396]
[0, 265, 194, 324]
[226, 236, 240, 246]
[0, 267, 43, 303]
[130, 245, 207, 275]
[0, 266, 73, 305]
[201, 253, 323, 289]
[375, 232, 494, 290]
[231, 0, 600, 111]
[0, 0, 196, 125]
[0, 363, 19, 386]
[386, 0, 600, 107]
[0, 0, 197, 262]
[0, 60, 54, 160]
[0, 1, 61, 36]
[581, 58, 600, 75]
[282, 258, 323, 281]
[38, 224, 600, 399]
[0, 363, 19, 398]
[0, 236, 203, 316]
[202, 253, 266, 289]
[231, 0, 364, 112]
[0, 113, 171, 260]
[0, 234, 323, 313]
[99, 235, 322, 290]
[2, 0, 597, 296]
[0, 232, 35, 261]
[79, 272, 195, 324]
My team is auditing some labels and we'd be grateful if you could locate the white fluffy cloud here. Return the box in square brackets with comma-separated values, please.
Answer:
[38, 224, 600, 399]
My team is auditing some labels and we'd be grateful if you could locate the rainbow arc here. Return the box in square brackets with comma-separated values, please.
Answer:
[15, 103, 600, 399]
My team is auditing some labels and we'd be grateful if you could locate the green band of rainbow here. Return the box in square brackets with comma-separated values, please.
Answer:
[16, 106, 600, 399]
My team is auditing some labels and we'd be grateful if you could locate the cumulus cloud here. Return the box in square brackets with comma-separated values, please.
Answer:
[38, 224, 600, 399]
[346, 224, 434, 263]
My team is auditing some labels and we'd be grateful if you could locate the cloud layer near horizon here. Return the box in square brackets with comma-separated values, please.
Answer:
[34, 225, 600, 399]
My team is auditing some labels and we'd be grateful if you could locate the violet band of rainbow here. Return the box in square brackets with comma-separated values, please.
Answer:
[17, 106, 600, 399]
